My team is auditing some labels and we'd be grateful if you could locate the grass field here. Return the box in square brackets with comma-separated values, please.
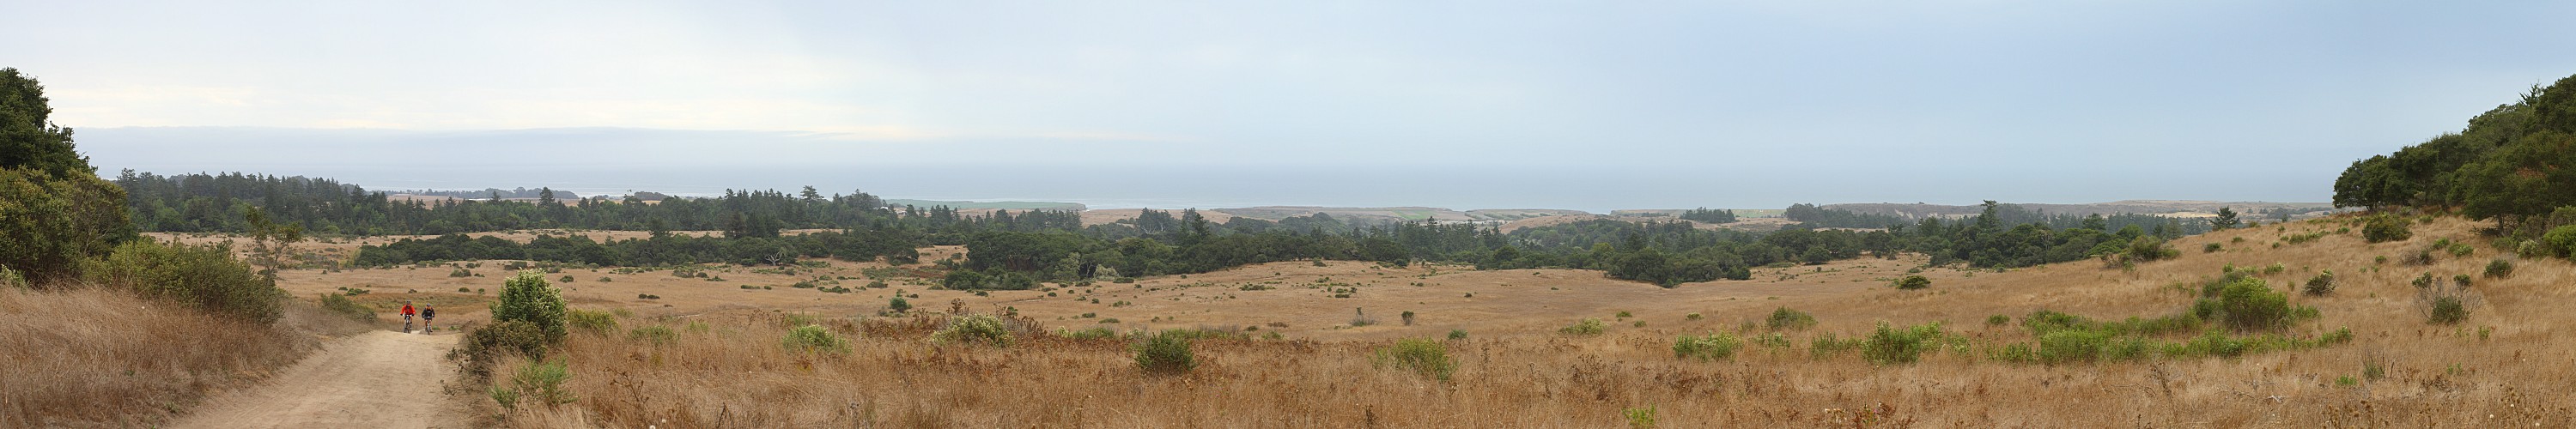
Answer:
[232, 215, 2576, 426]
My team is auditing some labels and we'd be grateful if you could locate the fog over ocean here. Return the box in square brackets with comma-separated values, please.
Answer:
[82, 127, 2338, 213]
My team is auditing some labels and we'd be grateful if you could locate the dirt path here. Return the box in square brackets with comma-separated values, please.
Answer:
[173, 330, 470, 429]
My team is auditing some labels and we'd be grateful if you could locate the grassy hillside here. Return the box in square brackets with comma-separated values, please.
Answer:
[416, 214, 2567, 426]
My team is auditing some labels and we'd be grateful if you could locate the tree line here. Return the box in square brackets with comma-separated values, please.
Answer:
[2335, 72, 2576, 236]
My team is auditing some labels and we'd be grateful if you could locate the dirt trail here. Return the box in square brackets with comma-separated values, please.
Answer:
[173, 330, 469, 429]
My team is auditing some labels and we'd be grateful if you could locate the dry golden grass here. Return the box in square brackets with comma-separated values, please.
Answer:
[0, 286, 367, 427]
[451, 215, 2576, 427]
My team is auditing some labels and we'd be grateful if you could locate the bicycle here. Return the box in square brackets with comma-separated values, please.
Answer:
[403, 314, 414, 334]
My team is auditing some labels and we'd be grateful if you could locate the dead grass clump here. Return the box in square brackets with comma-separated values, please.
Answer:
[0, 287, 306, 427]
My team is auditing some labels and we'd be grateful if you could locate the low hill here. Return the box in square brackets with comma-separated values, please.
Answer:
[883, 199, 1087, 211]
[1822, 200, 2338, 220]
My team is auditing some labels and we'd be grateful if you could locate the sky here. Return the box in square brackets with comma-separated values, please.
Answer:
[7, 1, 2574, 211]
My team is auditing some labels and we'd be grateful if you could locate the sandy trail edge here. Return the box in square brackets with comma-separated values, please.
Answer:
[173, 330, 469, 429]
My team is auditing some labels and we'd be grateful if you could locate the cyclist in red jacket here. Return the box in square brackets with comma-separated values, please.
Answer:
[400, 301, 416, 333]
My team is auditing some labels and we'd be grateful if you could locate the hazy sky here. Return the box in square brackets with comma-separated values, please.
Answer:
[9, 2, 2575, 209]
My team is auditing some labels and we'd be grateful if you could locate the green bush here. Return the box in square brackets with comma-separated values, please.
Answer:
[2546, 225, 2576, 257]
[449, 268, 472, 277]
[1133, 329, 1198, 375]
[1985, 314, 2010, 326]
[508, 359, 577, 406]
[318, 293, 374, 322]
[2428, 296, 2469, 324]
[2303, 270, 2336, 296]
[888, 296, 912, 313]
[2362, 216, 2412, 243]
[1672, 333, 1743, 361]
[2215, 277, 2293, 331]
[1894, 275, 1931, 290]
[491, 271, 569, 344]
[460, 320, 548, 379]
[781, 324, 852, 354]
[1765, 307, 1818, 330]
[1447, 329, 1468, 340]
[2411, 272, 2435, 288]
[2035, 329, 2110, 364]
[626, 325, 677, 345]
[2122, 235, 2180, 263]
[567, 309, 617, 335]
[933, 314, 1014, 347]
[1371, 338, 1457, 381]
[82, 240, 283, 323]
[1808, 333, 1862, 359]
[2203, 243, 2223, 253]
[1558, 318, 1607, 335]
[0, 167, 132, 286]
[2484, 259, 2514, 279]
[1860, 322, 1945, 365]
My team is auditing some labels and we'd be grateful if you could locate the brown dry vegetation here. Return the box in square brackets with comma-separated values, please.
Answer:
[0, 286, 368, 427]
[425, 215, 2576, 427]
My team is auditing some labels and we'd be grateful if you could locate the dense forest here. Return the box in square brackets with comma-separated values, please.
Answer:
[2335, 73, 2576, 236]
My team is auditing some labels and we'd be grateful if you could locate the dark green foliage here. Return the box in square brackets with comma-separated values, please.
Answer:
[2484, 258, 2514, 278]
[888, 296, 911, 312]
[1985, 314, 2010, 326]
[2209, 207, 2239, 230]
[82, 240, 283, 323]
[2334, 73, 2576, 229]
[1765, 306, 1818, 330]
[460, 320, 548, 378]
[1133, 329, 1198, 375]
[2546, 225, 2576, 257]
[1447, 329, 1468, 340]
[1894, 275, 1931, 290]
[0, 69, 95, 179]
[0, 168, 133, 285]
[2362, 216, 2413, 243]
[1679, 208, 1738, 224]
[2428, 296, 2470, 324]
[1371, 338, 1456, 381]
[491, 271, 569, 344]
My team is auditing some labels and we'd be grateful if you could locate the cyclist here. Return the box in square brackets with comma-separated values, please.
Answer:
[421, 305, 437, 332]
[400, 301, 416, 333]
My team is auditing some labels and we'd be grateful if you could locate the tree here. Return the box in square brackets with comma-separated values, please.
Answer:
[2209, 207, 2239, 231]
[0, 68, 131, 284]
[0, 68, 89, 178]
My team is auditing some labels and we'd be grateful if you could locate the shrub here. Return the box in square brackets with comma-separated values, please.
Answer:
[1765, 307, 1818, 330]
[1447, 329, 1468, 340]
[933, 314, 1014, 347]
[2411, 272, 2435, 288]
[449, 268, 472, 277]
[2362, 216, 2412, 243]
[2215, 277, 2293, 331]
[1985, 314, 2010, 326]
[888, 296, 912, 312]
[781, 324, 852, 354]
[1133, 329, 1199, 374]
[1860, 322, 1945, 365]
[2035, 329, 2111, 364]
[1371, 338, 1457, 381]
[2449, 243, 2474, 257]
[2203, 243, 2223, 253]
[1558, 318, 1607, 335]
[558, 275, 574, 283]
[567, 309, 617, 335]
[1685, 312, 1703, 321]
[318, 293, 375, 322]
[1623, 406, 1657, 429]
[2428, 296, 2469, 324]
[491, 270, 569, 344]
[1400, 311, 1416, 326]
[2302, 270, 2336, 296]
[2453, 274, 2474, 288]
[460, 320, 548, 378]
[2122, 235, 2180, 263]
[81, 240, 284, 324]
[1062, 327, 1117, 340]
[2546, 225, 2576, 257]
[1808, 333, 1862, 359]
[2484, 259, 2514, 279]
[1672, 333, 1744, 361]
[1894, 275, 1931, 290]
[626, 325, 677, 345]
[508, 359, 577, 406]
